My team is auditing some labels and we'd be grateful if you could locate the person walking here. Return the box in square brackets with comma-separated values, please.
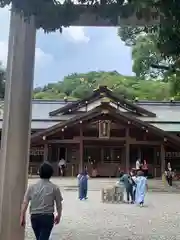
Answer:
[20, 162, 63, 240]
[120, 172, 134, 204]
[165, 169, 174, 186]
[136, 158, 141, 170]
[135, 170, 148, 207]
[130, 170, 137, 202]
[77, 170, 89, 200]
[167, 162, 172, 171]
[58, 158, 66, 176]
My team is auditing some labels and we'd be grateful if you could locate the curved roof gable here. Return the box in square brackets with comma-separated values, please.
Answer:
[49, 86, 156, 117]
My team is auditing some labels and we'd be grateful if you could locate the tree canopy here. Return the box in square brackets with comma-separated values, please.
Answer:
[1, 0, 179, 76]
[118, 19, 180, 97]
[33, 71, 171, 100]
[0, 1, 160, 32]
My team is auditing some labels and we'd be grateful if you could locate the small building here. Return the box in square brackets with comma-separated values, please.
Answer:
[2, 86, 180, 177]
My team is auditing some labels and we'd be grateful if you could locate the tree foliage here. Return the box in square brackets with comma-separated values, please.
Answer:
[117, 24, 180, 96]
[132, 33, 162, 78]
[33, 71, 171, 100]
[0, 0, 156, 32]
[1, 0, 179, 59]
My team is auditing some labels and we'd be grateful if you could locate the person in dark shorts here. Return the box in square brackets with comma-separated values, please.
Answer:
[58, 158, 66, 176]
[120, 172, 134, 204]
[20, 162, 63, 240]
[165, 169, 173, 186]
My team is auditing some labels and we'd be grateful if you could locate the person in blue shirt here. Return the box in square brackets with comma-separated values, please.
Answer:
[135, 170, 148, 207]
[77, 170, 89, 200]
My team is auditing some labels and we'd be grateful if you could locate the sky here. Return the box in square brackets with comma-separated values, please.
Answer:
[0, 7, 133, 87]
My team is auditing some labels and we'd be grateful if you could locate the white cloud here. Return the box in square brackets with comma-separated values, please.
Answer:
[63, 27, 90, 43]
[0, 41, 8, 66]
[35, 48, 54, 66]
[0, 40, 53, 68]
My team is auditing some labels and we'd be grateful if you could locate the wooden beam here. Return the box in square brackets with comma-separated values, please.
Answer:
[81, 137, 126, 141]
[46, 138, 161, 145]
[47, 139, 80, 144]
[130, 141, 161, 145]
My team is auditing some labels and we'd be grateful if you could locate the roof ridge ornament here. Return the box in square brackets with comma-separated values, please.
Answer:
[101, 97, 110, 103]
[101, 109, 109, 114]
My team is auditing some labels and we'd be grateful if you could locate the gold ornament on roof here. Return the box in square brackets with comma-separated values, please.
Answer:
[101, 97, 110, 103]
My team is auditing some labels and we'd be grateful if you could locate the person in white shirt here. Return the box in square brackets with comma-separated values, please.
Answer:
[136, 159, 141, 170]
[167, 162, 171, 171]
[58, 158, 66, 176]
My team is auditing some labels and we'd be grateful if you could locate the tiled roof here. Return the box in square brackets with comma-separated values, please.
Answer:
[151, 123, 180, 132]
[0, 99, 180, 131]
[49, 86, 156, 117]
[138, 104, 180, 122]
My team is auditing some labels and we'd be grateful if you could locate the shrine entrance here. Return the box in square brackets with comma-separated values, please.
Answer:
[0, 1, 165, 239]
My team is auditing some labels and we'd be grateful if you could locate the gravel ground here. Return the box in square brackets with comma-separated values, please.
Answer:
[25, 179, 180, 240]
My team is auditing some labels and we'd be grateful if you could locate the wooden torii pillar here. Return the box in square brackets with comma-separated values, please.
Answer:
[0, 10, 36, 240]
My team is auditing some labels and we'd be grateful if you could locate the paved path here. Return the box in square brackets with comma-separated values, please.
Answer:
[28, 177, 168, 191]
[25, 179, 180, 240]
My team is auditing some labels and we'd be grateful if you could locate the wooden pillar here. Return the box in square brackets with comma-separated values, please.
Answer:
[110, 148, 114, 162]
[160, 144, 165, 174]
[138, 147, 141, 160]
[125, 127, 130, 172]
[0, 11, 36, 240]
[101, 148, 104, 163]
[79, 125, 83, 172]
[43, 144, 48, 162]
[153, 147, 157, 177]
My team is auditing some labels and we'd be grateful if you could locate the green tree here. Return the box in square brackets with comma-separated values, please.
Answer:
[118, 24, 180, 95]
[132, 34, 163, 78]
[72, 84, 93, 99]
[33, 71, 171, 100]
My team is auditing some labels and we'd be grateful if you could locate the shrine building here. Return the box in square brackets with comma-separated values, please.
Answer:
[2, 85, 180, 177]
